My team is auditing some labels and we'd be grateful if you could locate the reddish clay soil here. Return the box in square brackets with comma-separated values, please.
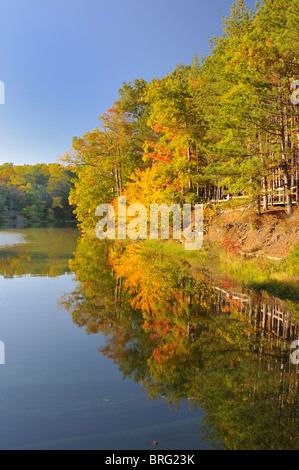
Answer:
[206, 206, 299, 259]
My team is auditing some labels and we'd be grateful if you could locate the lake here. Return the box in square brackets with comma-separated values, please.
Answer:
[0, 228, 298, 450]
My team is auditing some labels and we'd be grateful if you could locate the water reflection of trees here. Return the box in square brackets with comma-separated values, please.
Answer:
[0, 228, 78, 277]
[61, 237, 299, 450]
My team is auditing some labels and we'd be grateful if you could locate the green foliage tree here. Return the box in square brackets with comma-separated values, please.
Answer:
[64, 0, 299, 230]
[0, 163, 76, 226]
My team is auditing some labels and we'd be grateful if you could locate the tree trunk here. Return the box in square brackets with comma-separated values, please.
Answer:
[262, 176, 268, 212]
[282, 159, 293, 216]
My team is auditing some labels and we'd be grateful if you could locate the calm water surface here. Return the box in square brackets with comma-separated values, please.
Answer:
[0, 228, 298, 450]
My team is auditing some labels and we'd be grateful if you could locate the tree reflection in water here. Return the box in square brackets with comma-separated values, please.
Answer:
[60, 237, 299, 450]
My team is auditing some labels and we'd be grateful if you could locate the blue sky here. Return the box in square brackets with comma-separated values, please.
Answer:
[0, 0, 258, 165]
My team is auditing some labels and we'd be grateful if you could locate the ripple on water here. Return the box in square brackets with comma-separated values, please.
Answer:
[0, 232, 27, 249]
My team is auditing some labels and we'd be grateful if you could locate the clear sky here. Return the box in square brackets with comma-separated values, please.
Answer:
[0, 0, 258, 165]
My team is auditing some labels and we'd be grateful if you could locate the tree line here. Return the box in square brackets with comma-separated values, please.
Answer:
[0, 163, 76, 226]
[62, 0, 299, 234]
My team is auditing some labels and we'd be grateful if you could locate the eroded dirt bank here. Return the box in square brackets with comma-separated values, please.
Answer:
[206, 206, 299, 259]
